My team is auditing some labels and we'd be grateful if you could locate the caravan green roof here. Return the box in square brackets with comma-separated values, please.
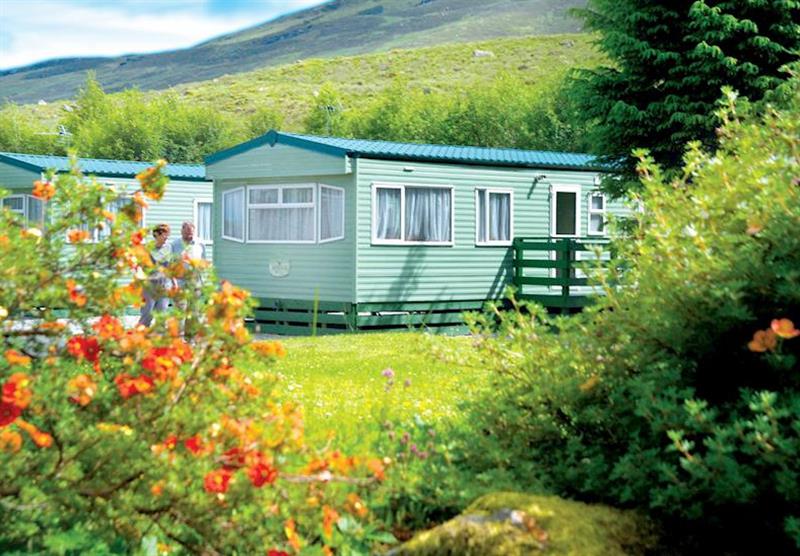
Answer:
[0, 152, 207, 181]
[205, 130, 607, 171]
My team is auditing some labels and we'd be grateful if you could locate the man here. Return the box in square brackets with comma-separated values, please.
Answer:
[171, 221, 206, 262]
[170, 221, 206, 338]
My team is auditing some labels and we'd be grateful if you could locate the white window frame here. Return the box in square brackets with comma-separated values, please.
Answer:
[246, 183, 316, 245]
[587, 191, 606, 237]
[221, 186, 245, 243]
[550, 184, 582, 238]
[1, 194, 27, 218]
[371, 182, 455, 246]
[318, 184, 345, 244]
[475, 187, 513, 246]
[193, 198, 214, 245]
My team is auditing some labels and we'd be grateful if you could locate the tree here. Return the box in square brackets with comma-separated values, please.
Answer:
[0, 161, 389, 553]
[570, 0, 799, 197]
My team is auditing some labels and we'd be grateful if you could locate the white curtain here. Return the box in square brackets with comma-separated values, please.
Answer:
[320, 186, 344, 241]
[489, 192, 510, 241]
[375, 188, 401, 240]
[196, 202, 212, 241]
[405, 187, 451, 242]
[249, 188, 278, 204]
[477, 190, 487, 241]
[249, 207, 314, 241]
[223, 189, 244, 240]
[26, 196, 44, 225]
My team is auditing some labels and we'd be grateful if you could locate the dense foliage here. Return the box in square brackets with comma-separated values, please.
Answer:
[455, 84, 800, 553]
[0, 161, 390, 554]
[570, 0, 799, 196]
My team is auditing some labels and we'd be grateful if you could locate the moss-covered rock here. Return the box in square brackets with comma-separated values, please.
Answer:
[387, 492, 658, 556]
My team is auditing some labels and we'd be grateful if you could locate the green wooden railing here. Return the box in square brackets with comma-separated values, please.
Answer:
[512, 237, 612, 310]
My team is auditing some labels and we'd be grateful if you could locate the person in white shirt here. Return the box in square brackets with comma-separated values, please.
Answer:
[170, 221, 206, 337]
[138, 223, 172, 327]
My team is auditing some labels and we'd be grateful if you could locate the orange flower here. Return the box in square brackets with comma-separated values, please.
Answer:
[131, 230, 145, 246]
[136, 160, 168, 200]
[32, 179, 55, 201]
[65, 279, 87, 307]
[114, 373, 155, 399]
[345, 492, 369, 518]
[0, 429, 22, 452]
[771, 318, 799, 339]
[3, 373, 32, 409]
[321, 505, 339, 540]
[67, 374, 97, 406]
[203, 468, 233, 494]
[4, 349, 31, 367]
[251, 340, 287, 358]
[132, 191, 149, 209]
[151, 481, 165, 497]
[284, 519, 302, 552]
[15, 419, 52, 448]
[93, 314, 124, 340]
[366, 458, 386, 481]
[142, 343, 192, 382]
[67, 229, 91, 243]
[748, 329, 778, 352]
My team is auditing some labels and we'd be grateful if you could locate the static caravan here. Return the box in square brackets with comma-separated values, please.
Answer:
[0, 153, 212, 260]
[206, 131, 628, 333]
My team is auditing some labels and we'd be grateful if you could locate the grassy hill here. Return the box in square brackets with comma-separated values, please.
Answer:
[19, 33, 601, 134]
[0, 0, 586, 104]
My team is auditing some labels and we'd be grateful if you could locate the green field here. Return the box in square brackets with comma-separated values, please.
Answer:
[265, 332, 485, 449]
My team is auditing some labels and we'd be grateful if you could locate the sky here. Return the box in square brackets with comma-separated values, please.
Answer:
[0, 0, 326, 70]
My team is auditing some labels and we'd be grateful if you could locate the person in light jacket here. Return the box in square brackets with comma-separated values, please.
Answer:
[138, 223, 172, 327]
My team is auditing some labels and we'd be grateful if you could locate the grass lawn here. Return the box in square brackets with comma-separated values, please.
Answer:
[263, 332, 486, 450]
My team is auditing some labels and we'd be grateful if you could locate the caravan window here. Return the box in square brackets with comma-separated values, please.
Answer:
[222, 187, 245, 242]
[372, 184, 453, 245]
[476, 188, 512, 246]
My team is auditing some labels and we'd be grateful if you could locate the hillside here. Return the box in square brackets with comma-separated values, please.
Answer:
[18, 34, 601, 133]
[0, 0, 586, 104]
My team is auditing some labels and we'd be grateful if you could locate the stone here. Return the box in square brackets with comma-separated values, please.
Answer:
[473, 49, 495, 58]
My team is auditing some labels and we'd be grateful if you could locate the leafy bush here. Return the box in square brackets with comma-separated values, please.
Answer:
[0, 160, 390, 553]
[455, 83, 800, 552]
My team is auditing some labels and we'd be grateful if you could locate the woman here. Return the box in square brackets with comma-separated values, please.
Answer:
[138, 223, 172, 326]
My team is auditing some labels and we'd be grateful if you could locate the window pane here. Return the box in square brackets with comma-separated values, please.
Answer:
[320, 187, 344, 241]
[555, 191, 577, 236]
[3, 197, 24, 214]
[282, 187, 313, 204]
[590, 214, 604, 234]
[375, 188, 401, 240]
[477, 190, 487, 242]
[224, 189, 244, 240]
[489, 192, 510, 242]
[591, 194, 604, 210]
[249, 207, 314, 241]
[249, 188, 278, 204]
[27, 196, 44, 224]
[405, 187, 451, 242]
[197, 202, 212, 241]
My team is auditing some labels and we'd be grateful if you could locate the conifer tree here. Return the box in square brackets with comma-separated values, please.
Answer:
[571, 0, 799, 196]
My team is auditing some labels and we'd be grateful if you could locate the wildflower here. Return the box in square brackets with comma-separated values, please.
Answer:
[151, 481, 165, 497]
[248, 461, 279, 487]
[66, 336, 101, 371]
[131, 230, 145, 246]
[65, 279, 87, 307]
[381, 368, 395, 379]
[67, 374, 97, 406]
[284, 519, 302, 552]
[22, 227, 42, 240]
[0, 402, 21, 427]
[0, 306, 7, 320]
[251, 340, 287, 358]
[15, 419, 52, 448]
[3, 373, 32, 409]
[67, 229, 91, 243]
[366, 458, 386, 481]
[322, 505, 339, 540]
[203, 468, 233, 494]
[32, 179, 55, 201]
[345, 492, 369, 518]
[267, 550, 290, 556]
[164, 434, 178, 450]
[748, 329, 778, 352]
[0, 429, 22, 452]
[92, 314, 124, 340]
[771, 318, 799, 339]
[4, 349, 31, 367]
[183, 435, 205, 455]
[114, 373, 155, 399]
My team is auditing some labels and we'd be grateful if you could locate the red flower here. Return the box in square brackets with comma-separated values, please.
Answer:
[114, 373, 155, 399]
[0, 401, 21, 427]
[65, 279, 87, 307]
[268, 551, 290, 556]
[2, 373, 32, 409]
[67, 336, 100, 363]
[184, 435, 205, 455]
[203, 468, 232, 493]
[131, 230, 145, 246]
[248, 461, 278, 488]
[220, 446, 246, 468]
[164, 434, 178, 450]
[141, 342, 191, 382]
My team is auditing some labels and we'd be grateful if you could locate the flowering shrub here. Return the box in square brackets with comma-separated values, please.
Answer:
[0, 158, 389, 553]
[456, 84, 800, 552]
